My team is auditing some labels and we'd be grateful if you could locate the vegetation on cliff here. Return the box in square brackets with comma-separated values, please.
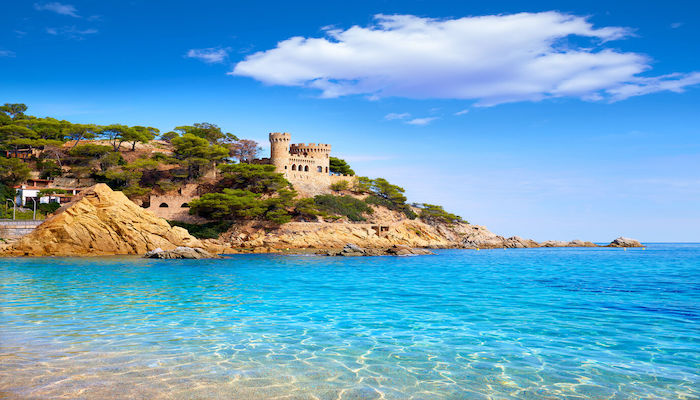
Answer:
[0, 102, 464, 230]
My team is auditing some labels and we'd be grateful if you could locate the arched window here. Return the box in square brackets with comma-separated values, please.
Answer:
[181, 203, 189, 208]
[159, 202, 169, 208]
[304, 165, 309, 172]
[291, 164, 296, 171]
[317, 166, 323, 172]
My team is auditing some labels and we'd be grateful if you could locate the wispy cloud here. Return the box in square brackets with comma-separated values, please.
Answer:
[384, 112, 410, 120]
[46, 26, 98, 39]
[454, 109, 469, 116]
[34, 2, 79, 17]
[670, 22, 683, 29]
[231, 12, 700, 105]
[185, 47, 230, 64]
[0, 50, 16, 58]
[406, 117, 438, 126]
[607, 72, 700, 101]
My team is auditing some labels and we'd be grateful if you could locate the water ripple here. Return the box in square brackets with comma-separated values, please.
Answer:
[1, 245, 698, 399]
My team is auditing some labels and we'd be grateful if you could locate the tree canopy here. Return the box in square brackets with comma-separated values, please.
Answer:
[329, 157, 355, 175]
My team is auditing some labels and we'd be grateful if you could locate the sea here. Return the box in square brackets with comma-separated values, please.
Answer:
[0, 244, 698, 399]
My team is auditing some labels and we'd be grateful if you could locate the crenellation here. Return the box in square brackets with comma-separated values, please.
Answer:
[250, 132, 346, 196]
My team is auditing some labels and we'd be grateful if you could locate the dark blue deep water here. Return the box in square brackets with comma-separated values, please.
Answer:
[1, 245, 698, 399]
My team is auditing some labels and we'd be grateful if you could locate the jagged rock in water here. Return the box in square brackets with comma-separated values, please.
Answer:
[540, 239, 597, 247]
[326, 243, 434, 256]
[385, 244, 435, 256]
[144, 247, 217, 259]
[2, 184, 206, 256]
[607, 237, 643, 247]
[333, 243, 367, 257]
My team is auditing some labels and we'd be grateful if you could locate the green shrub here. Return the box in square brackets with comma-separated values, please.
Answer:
[293, 198, 324, 220]
[37, 159, 62, 178]
[352, 176, 372, 193]
[38, 202, 61, 214]
[330, 180, 349, 191]
[217, 163, 291, 194]
[313, 194, 372, 222]
[365, 195, 417, 219]
[418, 203, 464, 224]
[329, 157, 355, 175]
[168, 220, 233, 239]
[68, 143, 112, 158]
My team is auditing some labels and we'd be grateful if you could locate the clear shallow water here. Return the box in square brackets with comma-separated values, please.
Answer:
[1, 245, 698, 399]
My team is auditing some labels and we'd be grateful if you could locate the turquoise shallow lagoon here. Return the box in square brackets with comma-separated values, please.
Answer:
[1, 245, 698, 399]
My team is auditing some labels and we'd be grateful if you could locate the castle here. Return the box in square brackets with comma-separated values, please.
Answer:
[255, 132, 353, 195]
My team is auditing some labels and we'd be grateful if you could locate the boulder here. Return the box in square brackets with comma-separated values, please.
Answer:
[567, 239, 597, 247]
[540, 240, 597, 247]
[144, 247, 217, 259]
[332, 243, 367, 257]
[2, 184, 208, 256]
[385, 244, 435, 256]
[607, 237, 643, 247]
[326, 243, 434, 256]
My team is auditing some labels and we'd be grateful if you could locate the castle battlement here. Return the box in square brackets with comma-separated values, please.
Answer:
[264, 132, 337, 196]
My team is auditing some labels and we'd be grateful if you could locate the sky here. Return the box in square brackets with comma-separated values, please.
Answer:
[1, 0, 699, 242]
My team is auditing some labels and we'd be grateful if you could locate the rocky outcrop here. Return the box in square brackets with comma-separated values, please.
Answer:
[222, 219, 456, 250]
[385, 244, 435, 256]
[540, 239, 597, 247]
[144, 247, 217, 259]
[2, 184, 207, 256]
[325, 243, 435, 256]
[607, 237, 643, 247]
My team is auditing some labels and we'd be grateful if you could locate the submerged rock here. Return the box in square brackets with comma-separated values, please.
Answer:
[144, 247, 217, 259]
[2, 183, 206, 256]
[607, 237, 643, 247]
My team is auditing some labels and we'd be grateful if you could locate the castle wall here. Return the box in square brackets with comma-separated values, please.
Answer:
[143, 184, 207, 223]
[263, 132, 357, 196]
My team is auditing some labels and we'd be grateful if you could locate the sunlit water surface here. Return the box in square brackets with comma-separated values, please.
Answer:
[1, 245, 698, 399]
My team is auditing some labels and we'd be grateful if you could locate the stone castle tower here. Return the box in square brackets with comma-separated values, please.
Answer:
[269, 132, 337, 195]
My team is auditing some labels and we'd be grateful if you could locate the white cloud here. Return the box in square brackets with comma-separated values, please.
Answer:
[607, 72, 700, 101]
[454, 109, 469, 116]
[384, 112, 410, 120]
[670, 22, 683, 29]
[406, 117, 438, 125]
[46, 26, 97, 39]
[34, 2, 79, 17]
[230, 12, 700, 106]
[186, 47, 230, 64]
[0, 50, 16, 57]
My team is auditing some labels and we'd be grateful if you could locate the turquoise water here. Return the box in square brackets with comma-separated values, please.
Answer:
[1, 245, 698, 399]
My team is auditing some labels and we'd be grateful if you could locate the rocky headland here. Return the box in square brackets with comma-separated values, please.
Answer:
[0, 184, 643, 257]
[1, 184, 211, 256]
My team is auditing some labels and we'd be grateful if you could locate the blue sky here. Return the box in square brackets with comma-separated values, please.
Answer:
[1, 1, 699, 242]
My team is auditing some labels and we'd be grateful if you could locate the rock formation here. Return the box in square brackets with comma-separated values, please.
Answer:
[540, 239, 597, 247]
[607, 237, 643, 247]
[144, 247, 217, 259]
[325, 243, 435, 256]
[2, 184, 206, 256]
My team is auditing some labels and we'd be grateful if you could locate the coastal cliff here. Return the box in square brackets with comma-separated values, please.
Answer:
[1, 184, 206, 256]
[221, 218, 588, 251]
[0, 184, 641, 256]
